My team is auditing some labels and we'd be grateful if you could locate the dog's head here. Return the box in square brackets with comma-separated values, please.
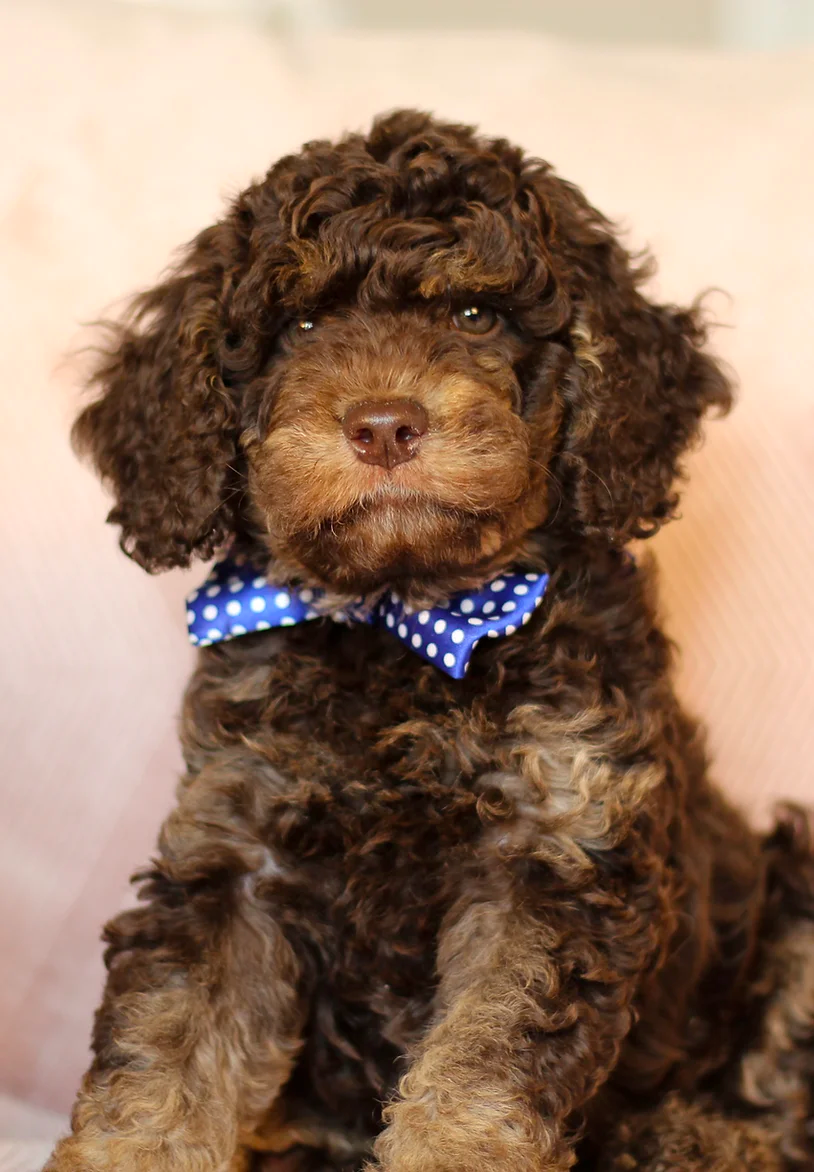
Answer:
[75, 110, 731, 600]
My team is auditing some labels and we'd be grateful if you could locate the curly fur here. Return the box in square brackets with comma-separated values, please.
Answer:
[49, 111, 814, 1172]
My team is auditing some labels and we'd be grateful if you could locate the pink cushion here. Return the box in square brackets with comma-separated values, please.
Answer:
[1, 0, 812, 1115]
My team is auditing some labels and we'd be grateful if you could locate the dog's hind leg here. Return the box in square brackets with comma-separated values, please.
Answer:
[240, 1099, 374, 1171]
[598, 807, 814, 1172]
[596, 1092, 785, 1172]
[721, 807, 814, 1166]
[252, 1151, 365, 1172]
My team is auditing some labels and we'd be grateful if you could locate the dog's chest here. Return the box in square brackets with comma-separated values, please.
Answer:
[263, 759, 489, 1122]
[192, 625, 493, 987]
[254, 713, 487, 1099]
[261, 753, 484, 998]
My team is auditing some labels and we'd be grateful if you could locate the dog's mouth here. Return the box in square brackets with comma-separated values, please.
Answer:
[341, 480, 501, 520]
[317, 491, 484, 541]
[270, 491, 525, 600]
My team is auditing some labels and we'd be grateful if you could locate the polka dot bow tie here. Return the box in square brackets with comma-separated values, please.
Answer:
[187, 556, 549, 679]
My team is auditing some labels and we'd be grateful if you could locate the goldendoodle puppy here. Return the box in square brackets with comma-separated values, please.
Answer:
[48, 111, 814, 1172]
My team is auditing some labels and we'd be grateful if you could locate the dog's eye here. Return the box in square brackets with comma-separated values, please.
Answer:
[451, 306, 498, 335]
[286, 318, 316, 344]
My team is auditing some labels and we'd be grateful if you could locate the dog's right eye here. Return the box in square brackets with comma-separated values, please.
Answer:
[451, 306, 499, 335]
[284, 318, 316, 345]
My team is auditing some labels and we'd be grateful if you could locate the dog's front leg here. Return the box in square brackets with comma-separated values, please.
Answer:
[371, 864, 662, 1172]
[46, 789, 305, 1172]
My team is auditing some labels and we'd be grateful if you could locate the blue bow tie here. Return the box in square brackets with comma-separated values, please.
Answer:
[186, 556, 549, 679]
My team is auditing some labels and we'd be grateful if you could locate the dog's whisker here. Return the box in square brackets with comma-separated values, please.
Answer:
[584, 466, 616, 515]
[201, 485, 243, 519]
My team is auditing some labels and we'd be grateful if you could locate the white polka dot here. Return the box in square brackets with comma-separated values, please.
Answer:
[386, 613, 395, 629]
[505, 624, 517, 635]
[502, 600, 516, 613]
[226, 600, 241, 616]
[391, 592, 401, 604]
[514, 583, 529, 595]
[280, 616, 295, 626]
[525, 572, 539, 581]
[427, 642, 438, 658]
[206, 585, 221, 597]
[253, 576, 267, 588]
[207, 628, 221, 640]
[482, 600, 496, 614]
[522, 612, 532, 624]
[274, 591, 291, 609]
[398, 623, 408, 638]
[487, 629, 500, 638]
[535, 595, 544, 606]
[443, 652, 456, 668]
[300, 589, 314, 603]
[186, 610, 195, 623]
[434, 619, 447, 634]
[460, 598, 475, 614]
[250, 597, 266, 613]
[468, 617, 483, 626]
[202, 604, 218, 621]
[256, 620, 270, 630]
[451, 629, 465, 645]
[188, 590, 199, 602]
[228, 577, 242, 593]
[411, 633, 422, 648]
[418, 610, 430, 624]
[198, 637, 212, 646]
[305, 609, 317, 620]
[490, 579, 506, 592]
[232, 624, 247, 635]
[189, 633, 198, 644]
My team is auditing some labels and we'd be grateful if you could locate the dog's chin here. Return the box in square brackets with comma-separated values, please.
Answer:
[268, 496, 523, 604]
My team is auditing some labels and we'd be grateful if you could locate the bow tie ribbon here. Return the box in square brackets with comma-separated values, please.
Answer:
[186, 556, 549, 679]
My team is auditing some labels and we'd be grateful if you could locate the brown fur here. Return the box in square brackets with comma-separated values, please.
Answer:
[49, 111, 814, 1172]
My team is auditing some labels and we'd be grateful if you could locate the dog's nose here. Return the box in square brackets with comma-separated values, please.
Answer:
[342, 400, 429, 470]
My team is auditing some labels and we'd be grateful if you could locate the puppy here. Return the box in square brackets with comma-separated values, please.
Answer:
[48, 111, 814, 1172]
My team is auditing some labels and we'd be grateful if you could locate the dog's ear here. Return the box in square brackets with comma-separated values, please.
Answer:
[531, 172, 733, 545]
[73, 222, 245, 572]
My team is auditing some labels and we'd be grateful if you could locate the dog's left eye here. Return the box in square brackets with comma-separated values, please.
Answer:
[297, 320, 315, 332]
[451, 306, 498, 335]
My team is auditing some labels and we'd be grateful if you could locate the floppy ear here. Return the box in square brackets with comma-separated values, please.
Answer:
[73, 222, 245, 572]
[533, 172, 734, 545]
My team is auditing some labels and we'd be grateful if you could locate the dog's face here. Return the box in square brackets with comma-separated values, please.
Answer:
[75, 111, 731, 598]
[246, 297, 567, 596]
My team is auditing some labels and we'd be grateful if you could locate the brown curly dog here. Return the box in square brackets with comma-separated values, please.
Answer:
[47, 111, 814, 1172]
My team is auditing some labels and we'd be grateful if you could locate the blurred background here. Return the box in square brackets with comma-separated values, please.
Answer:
[114, 0, 814, 48]
[1, 0, 813, 1168]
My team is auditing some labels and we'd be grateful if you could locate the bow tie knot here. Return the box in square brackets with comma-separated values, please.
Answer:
[187, 557, 549, 679]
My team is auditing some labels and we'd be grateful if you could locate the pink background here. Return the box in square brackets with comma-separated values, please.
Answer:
[1, 0, 812, 1148]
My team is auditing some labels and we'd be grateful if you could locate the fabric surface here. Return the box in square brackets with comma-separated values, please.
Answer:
[0, 1144, 58, 1172]
[186, 555, 550, 678]
[0, 1094, 66, 1168]
[1, 0, 812, 1117]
